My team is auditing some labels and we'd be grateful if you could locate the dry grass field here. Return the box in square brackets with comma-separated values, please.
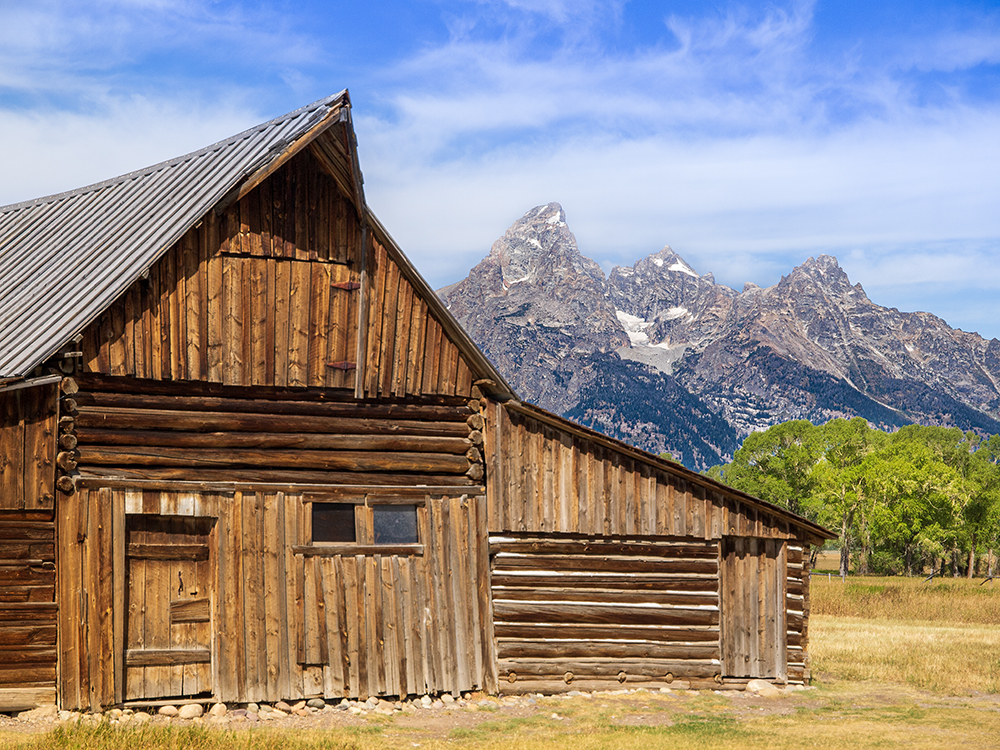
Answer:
[810, 573, 1000, 694]
[3, 571, 998, 749]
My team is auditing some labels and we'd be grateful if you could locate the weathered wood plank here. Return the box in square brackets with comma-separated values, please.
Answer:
[492, 602, 718, 626]
[494, 623, 719, 642]
[125, 649, 211, 667]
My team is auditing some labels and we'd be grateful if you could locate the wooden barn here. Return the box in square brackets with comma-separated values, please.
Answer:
[0, 91, 835, 712]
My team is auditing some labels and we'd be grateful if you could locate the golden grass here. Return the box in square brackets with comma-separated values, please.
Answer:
[0, 693, 994, 750]
[5, 684, 1000, 750]
[0, 723, 360, 750]
[811, 616, 1000, 693]
[809, 575, 1000, 694]
[812, 550, 841, 572]
[6, 688, 1000, 750]
[811, 574, 1000, 624]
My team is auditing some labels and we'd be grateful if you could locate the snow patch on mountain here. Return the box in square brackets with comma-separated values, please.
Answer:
[669, 260, 699, 277]
[616, 310, 651, 345]
[664, 306, 689, 320]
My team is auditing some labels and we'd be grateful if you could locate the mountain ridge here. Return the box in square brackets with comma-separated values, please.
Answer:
[441, 203, 1000, 469]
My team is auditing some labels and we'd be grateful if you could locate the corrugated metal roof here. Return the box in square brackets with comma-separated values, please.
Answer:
[0, 90, 351, 378]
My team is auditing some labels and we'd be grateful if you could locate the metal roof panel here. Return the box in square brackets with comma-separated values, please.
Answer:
[0, 91, 349, 377]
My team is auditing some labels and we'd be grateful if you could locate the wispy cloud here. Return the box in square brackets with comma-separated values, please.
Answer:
[0, 1, 323, 201]
[1, 0, 998, 336]
[347, 1, 1000, 338]
[0, 1, 320, 105]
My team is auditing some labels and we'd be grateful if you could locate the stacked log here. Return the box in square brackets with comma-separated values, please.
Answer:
[786, 545, 809, 683]
[56, 377, 79, 494]
[490, 534, 721, 693]
[0, 519, 57, 710]
[73, 376, 483, 487]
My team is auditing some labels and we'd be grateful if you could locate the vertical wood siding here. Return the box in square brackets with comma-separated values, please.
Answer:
[719, 537, 787, 681]
[57, 487, 491, 710]
[0, 386, 57, 511]
[79, 148, 478, 400]
[361, 238, 474, 399]
[297, 494, 491, 699]
[80, 150, 362, 390]
[486, 404, 794, 540]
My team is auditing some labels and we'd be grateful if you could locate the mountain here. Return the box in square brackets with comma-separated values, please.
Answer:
[440, 203, 626, 414]
[441, 203, 1000, 469]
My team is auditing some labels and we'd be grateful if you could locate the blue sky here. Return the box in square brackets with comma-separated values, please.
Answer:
[2, 1, 1000, 338]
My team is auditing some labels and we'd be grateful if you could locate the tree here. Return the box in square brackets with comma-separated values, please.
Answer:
[964, 434, 1000, 577]
[707, 417, 1000, 578]
[813, 418, 883, 578]
[710, 420, 821, 518]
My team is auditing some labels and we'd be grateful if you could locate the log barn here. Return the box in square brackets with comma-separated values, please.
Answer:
[0, 91, 835, 712]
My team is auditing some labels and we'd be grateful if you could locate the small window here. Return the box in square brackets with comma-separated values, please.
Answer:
[372, 506, 418, 545]
[312, 503, 356, 543]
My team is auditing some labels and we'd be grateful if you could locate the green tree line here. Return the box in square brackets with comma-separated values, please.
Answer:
[706, 419, 1000, 578]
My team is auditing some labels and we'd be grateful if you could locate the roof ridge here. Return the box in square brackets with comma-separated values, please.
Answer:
[0, 90, 349, 215]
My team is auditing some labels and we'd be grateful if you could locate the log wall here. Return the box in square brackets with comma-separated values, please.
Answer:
[786, 544, 811, 684]
[491, 534, 720, 692]
[485, 403, 795, 540]
[57, 486, 492, 710]
[0, 513, 57, 711]
[71, 375, 483, 488]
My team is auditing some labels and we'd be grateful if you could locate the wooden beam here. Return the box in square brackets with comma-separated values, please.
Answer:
[292, 544, 423, 557]
[126, 543, 209, 561]
[125, 649, 211, 667]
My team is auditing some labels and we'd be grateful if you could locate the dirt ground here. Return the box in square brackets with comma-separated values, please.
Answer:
[0, 683, 805, 737]
[3, 679, 1000, 746]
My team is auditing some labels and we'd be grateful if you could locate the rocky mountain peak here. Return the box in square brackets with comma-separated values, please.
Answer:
[616, 245, 701, 279]
[439, 203, 628, 414]
[783, 254, 856, 297]
[487, 202, 597, 291]
[442, 202, 1000, 470]
[608, 247, 737, 357]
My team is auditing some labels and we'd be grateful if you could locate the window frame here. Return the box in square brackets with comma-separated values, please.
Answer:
[295, 494, 426, 557]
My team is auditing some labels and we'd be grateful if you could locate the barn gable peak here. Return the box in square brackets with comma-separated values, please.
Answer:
[0, 91, 356, 379]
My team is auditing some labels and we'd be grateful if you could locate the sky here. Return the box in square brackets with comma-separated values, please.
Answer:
[2, 0, 999, 338]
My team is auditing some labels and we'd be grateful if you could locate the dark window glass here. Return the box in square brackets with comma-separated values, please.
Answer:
[312, 503, 356, 543]
[372, 506, 418, 544]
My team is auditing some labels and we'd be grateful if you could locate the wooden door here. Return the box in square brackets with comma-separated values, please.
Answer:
[720, 537, 787, 680]
[125, 515, 215, 700]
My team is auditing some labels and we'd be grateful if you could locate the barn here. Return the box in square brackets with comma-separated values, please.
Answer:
[0, 91, 835, 712]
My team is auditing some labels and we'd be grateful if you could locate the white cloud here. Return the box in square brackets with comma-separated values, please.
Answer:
[0, 97, 261, 206]
[1, 0, 999, 338]
[0, 1, 320, 100]
[351, 1, 1000, 341]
